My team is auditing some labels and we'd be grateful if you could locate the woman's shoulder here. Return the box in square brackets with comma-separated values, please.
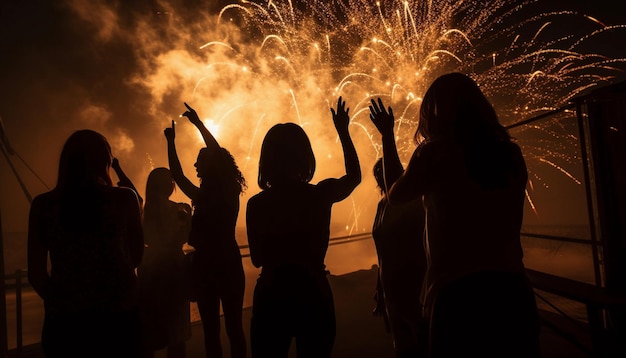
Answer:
[32, 190, 59, 203]
[102, 186, 141, 205]
[246, 190, 263, 208]
[172, 201, 192, 217]
[30, 190, 60, 212]
[174, 201, 192, 211]
[409, 140, 457, 166]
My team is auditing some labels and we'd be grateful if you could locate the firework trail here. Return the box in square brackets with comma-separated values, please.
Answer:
[132, 0, 625, 230]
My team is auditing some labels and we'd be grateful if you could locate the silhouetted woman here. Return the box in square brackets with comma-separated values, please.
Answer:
[28, 130, 144, 358]
[388, 73, 540, 357]
[369, 98, 428, 358]
[164, 103, 247, 358]
[246, 97, 361, 358]
[139, 167, 192, 358]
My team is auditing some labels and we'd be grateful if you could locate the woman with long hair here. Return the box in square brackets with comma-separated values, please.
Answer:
[164, 103, 247, 358]
[139, 167, 192, 358]
[246, 97, 361, 357]
[28, 129, 144, 357]
[388, 73, 540, 357]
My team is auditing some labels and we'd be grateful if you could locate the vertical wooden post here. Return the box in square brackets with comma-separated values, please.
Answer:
[0, 209, 8, 358]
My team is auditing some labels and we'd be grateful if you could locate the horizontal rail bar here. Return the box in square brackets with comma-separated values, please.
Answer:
[521, 232, 597, 245]
[238, 232, 373, 251]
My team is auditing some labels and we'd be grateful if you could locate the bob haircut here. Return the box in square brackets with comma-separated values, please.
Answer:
[415, 72, 510, 146]
[56, 129, 113, 191]
[257, 123, 315, 190]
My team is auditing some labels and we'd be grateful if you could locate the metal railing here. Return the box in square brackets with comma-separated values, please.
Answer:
[2, 231, 375, 355]
[3, 270, 27, 357]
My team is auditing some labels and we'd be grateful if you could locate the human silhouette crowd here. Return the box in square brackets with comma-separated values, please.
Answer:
[27, 73, 540, 358]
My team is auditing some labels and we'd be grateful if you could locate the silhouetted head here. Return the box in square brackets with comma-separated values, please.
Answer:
[194, 148, 214, 179]
[257, 123, 315, 190]
[56, 129, 113, 191]
[195, 147, 246, 194]
[417, 73, 519, 189]
[373, 158, 384, 194]
[415, 72, 509, 146]
[145, 167, 174, 201]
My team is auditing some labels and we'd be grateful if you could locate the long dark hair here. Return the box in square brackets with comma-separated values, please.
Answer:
[143, 167, 174, 223]
[416, 73, 516, 189]
[196, 147, 246, 195]
[373, 158, 384, 195]
[56, 130, 113, 191]
[55, 130, 114, 231]
[257, 123, 316, 190]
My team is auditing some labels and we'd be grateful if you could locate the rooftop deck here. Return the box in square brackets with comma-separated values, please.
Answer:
[5, 267, 598, 358]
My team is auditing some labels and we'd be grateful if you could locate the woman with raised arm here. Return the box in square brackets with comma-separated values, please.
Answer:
[164, 103, 247, 358]
[369, 98, 428, 358]
[28, 130, 144, 357]
[246, 97, 361, 358]
[387, 73, 539, 357]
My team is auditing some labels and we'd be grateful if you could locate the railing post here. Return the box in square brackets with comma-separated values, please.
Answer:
[16, 269, 22, 356]
[0, 209, 8, 358]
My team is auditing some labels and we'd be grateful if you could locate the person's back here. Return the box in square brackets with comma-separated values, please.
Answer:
[28, 129, 143, 358]
[387, 73, 540, 357]
[33, 186, 141, 315]
[419, 139, 527, 308]
[139, 167, 192, 357]
[247, 98, 361, 358]
[247, 183, 335, 272]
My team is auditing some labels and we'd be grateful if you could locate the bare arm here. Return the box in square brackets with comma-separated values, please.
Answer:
[27, 196, 50, 299]
[182, 102, 234, 190]
[164, 120, 200, 201]
[246, 198, 263, 268]
[112, 158, 144, 206]
[369, 98, 404, 192]
[121, 188, 144, 268]
[324, 96, 361, 200]
[182, 102, 220, 152]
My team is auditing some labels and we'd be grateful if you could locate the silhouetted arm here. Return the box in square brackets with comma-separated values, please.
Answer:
[246, 197, 263, 268]
[121, 188, 144, 268]
[323, 97, 361, 201]
[27, 195, 50, 299]
[182, 102, 220, 153]
[112, 158, 144, 206]
[164, 120, 200, 201]
[181, 102, 234, 190]
[369, 98, 404, 192]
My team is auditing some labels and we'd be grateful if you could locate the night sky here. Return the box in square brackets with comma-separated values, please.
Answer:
[1, 0, 626, 237]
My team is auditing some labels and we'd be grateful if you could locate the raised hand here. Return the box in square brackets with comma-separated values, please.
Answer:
[182, 102, 201, 125]
[369, 98, 395, 137]
[330, 96, 350, 134]
[164, 120, 176, 142]
[112, 157, 121, 171]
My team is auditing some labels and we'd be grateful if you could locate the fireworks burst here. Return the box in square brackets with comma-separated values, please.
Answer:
[134, 0, 625, 231]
